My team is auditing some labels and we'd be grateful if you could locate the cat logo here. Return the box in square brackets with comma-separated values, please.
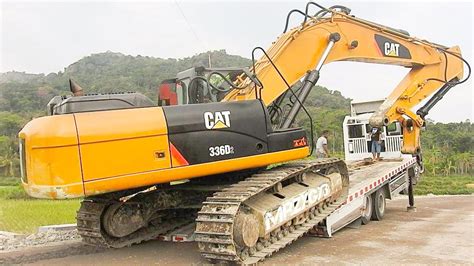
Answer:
[375, 34, 411, 59]
[384, 42, 400, 57]
[204, 111, 231, 129]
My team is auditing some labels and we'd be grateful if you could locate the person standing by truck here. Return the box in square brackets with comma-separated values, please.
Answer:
[316, 130, 330, 158]
[370, 126, 383, 161]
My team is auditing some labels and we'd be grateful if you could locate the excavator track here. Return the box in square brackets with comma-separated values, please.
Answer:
[75, 158, 348, 265]
[195, 158, 349, 264]
[76, 169, 260, 249]
[76, 200, 196, 248]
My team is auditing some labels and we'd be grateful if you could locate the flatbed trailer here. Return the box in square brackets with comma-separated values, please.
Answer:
[158, 156, 420, 242]
[158, 99, 422, 243]
[315, 157, 419, 237]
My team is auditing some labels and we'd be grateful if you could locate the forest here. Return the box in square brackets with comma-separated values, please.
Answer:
[0, 50, 472, 179]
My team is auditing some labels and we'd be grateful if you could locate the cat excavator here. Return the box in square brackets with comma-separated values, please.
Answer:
[18, 2, 469, 264]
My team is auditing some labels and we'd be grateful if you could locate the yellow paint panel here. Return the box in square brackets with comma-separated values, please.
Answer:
[28, 145, 83, 186]
[19, 114, 78, 148]
[23, 145, 84, 199]
[22, 180, 84, 199]
[84, 147, 309, 196]
[74, 107, 168, 143]
[19, 114, 84, 199]
[80, 135, 171, 181]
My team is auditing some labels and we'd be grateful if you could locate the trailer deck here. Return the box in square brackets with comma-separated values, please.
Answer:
[158, 157, 418, 242]
[347, 157, 416, 202]
[321, 157, 417, 236]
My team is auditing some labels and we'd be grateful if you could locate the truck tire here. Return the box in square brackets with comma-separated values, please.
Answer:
[361, 195, 373, 225]
[371, 188, 386, 221]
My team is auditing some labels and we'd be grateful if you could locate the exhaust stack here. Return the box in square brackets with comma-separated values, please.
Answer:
[69, 79, 85, 96]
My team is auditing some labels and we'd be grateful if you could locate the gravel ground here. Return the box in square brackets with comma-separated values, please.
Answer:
[0, 195, 472, 265]
[0, 230, 80, 251]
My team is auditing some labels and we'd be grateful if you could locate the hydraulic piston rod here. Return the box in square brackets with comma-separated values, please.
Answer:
[281, 32, 340, 129]
[416, 81, 455, 119]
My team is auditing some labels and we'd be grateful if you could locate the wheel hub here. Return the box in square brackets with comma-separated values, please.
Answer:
[233, 212, 259, 248]
[102, 203, 147, 238]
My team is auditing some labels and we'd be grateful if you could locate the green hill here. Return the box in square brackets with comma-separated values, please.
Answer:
[0, 50, 250, 115]
[0, 50, 471, 178]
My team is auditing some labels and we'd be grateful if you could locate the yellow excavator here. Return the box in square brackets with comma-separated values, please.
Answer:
[18, 2, 469, 264]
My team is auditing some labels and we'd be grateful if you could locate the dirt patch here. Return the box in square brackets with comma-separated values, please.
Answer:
[0, 240, 105, 265]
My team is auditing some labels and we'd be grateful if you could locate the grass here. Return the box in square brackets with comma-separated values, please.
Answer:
[415, 175, 474, 195]
[0, 176, 21, 186]
[0, 175, 472, 234]
[0, 198, 81, 233]
[0, 185, 29, 199]
[0, 186, 81, 233]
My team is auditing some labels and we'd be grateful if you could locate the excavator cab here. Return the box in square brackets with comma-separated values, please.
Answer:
[158, 66, 256, 106]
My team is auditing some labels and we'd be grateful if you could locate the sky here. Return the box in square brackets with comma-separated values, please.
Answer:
[0, 0, 472, 122]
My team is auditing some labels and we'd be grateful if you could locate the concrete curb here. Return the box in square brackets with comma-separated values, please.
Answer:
[0, 231, 25, 239]
[37, 224, 77, 233]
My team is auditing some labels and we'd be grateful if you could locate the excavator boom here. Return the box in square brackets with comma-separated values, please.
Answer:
[224, 4, 467, 154]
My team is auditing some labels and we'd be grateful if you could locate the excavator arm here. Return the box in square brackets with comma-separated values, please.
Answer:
[224, 3, 467, 155]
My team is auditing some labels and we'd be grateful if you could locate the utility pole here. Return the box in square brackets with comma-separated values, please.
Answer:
[208, 53, 212, 68]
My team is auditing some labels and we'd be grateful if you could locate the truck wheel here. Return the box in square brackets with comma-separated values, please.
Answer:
[371, 188, 386, 221]
[361, 195, 373, 225]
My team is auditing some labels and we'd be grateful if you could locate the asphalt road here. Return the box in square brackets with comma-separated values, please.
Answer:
[1, 195, 473, 265]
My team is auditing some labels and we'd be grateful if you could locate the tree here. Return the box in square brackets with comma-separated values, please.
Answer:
[0, 136, 19, 177]
[0, 112, 25, 138]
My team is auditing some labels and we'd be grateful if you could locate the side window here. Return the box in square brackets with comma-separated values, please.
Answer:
[348, 124, 364, 138]
[176, 81, 185, 105]
[366, 124, 372, 134]
[386, 122, 402, 136]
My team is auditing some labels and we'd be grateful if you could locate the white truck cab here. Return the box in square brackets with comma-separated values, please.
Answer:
[343, 99, 410, 161]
